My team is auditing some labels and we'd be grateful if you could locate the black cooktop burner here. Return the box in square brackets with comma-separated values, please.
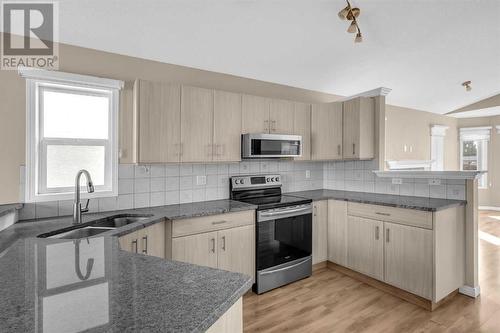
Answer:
[236, 195, 311, 210]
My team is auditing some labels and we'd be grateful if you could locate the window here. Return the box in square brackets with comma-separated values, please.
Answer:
[459, 127, 491, 189]
[19, 67, 123, 202]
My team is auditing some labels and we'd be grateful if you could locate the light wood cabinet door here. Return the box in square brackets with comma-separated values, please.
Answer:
[172, 231, 218, 269]
[347, 216, 384, 280]
[242, 95, 270, 133]
[136, 80, 181, 163]
[181, 86, 214, 162]
[311, 102, 343, 160]
[293, 102, 311, 161]
[269, 99, 294, 134]
[343, 97, 375, 160]
[206, 298, 243, 333]
[138, 221, 165, 259]
[384, 222, 433, 299]
[327, 200, 347, 266]
[312, 200, 328, 264]
[213, 90, 242, 162]
[217, 225, 255, 281]
[118, 231, 139, 254]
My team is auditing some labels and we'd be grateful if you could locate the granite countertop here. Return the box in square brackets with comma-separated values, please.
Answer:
[0, 199, 256, 332]
[0, 203, 22, 217]
[288, 190, 466, 212]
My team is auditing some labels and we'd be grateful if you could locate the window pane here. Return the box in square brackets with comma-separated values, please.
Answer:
[43, 90, 109, 139]
[46, 145, 105, 188]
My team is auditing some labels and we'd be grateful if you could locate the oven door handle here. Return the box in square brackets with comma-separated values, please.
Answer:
[260, 206, 311, 218]
[260, 257, 311, 275]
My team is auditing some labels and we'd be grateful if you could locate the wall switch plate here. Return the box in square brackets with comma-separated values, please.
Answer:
[392, 178, 403, 185]
[196, 176, 206, 186]
[305, 170, 311, 179]
[429, 179, 441, 186]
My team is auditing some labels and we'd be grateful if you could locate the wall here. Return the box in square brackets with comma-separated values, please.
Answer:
[385, 105, 459, 170]
[457, 116, 500, 208]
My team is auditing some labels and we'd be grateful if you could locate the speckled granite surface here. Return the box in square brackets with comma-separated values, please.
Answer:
[0, 237, 252, 333]
[0, 199, 255, 332]
[288, 190, 466, 212]
[0, 203, 22, 217]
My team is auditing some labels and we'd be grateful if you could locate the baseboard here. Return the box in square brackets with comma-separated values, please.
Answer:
[479, 206, 500, 211]
[459, 285, 481, 298]
[312, 261, 327, 272]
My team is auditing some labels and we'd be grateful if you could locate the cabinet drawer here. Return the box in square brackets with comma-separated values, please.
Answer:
[347, 202, 432, 230]
[172, 210, 255, 237]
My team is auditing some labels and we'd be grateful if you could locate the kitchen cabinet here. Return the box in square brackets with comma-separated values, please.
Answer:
[312, 200, 328, 264]
[213, 90, 242, 162]
[118, 221, 166, 258]
[206, 298, 243, 333]
[135, 80, 181, 163]
[269, 99, 294, 134]
[217, 225, 255, 279]
[311, 102, 343, 160]
[181, 86, 214, 162]
[327, 200, 347, 266]
[172, 231, 219, 269]
[384, 222, 433, 299]
[343, 97, 375, 160]
[346, 216, 384, 280]
[242, 95, 270, 134]
[293, 102, 311, 160]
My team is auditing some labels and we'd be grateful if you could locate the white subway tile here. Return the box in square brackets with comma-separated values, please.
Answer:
[150, 192, 165, 207]
[400, 183, 415, 196]
[166, 164, 180, 177]
[430, 184, 446, 199]
[118, 194, 134, 210]
[218, 164, 229, 175]
[363, 182, 375, 193]
[166, 176, 180, 191]
[249, 162, 260, 173]
[134, 165, 151, 178]
[206, 175, 218, 188]
[180, 164, 193, 176]
[118, 179, 134, 195]
[206, 164, 219, 175]
[180, 190, 193, 204]
[228, 163, 240, 175]
[36, 201, 59, 219]
[150, 165, 166, 178]
[150, 177, 166, 192]
[134, 178, 150, 193]
[387, 184, 400, 195]
[206, 188, 218, 201]
[180, 176, 193, 190]
[239, 162, 250, 174]
[414, 184, 430, 197]
[193, 164, 206, 175]
[57, 200, 73, 217]
[134, 193, 150, 208]
[119, 164, 135, 179]
[165, 191, 180, 205]
[446, 185, 466, 200]
[19, 203, 36, 220]
[192, 188, 206, 202]
[99, 197, 118, 212]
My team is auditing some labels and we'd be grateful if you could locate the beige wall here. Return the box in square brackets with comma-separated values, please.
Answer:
[458, 116, 500, 207]
[385, 105, 459, 171]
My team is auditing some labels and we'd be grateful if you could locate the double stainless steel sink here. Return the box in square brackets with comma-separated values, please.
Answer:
[37, 214, 153, 240]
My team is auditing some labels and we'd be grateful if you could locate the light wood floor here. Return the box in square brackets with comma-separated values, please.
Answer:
[243, 211, 500, 333]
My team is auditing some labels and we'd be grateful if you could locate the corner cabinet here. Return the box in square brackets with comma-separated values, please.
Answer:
[311, 102, 343, 160]
[342, 97, 375, 160]
[312, 200, 328, 264]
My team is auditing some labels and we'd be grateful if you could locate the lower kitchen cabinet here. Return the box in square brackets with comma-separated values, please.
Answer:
[384, 222, 433, 299]
[217, 225, 255, 279]
[172, 231, 218, 269]
[346, 216, 384, 280]
[327, 200, 347, 266]
[206, 298, 243, 333]
[312, 200, 328, 264]
[118, 221, 166, 258]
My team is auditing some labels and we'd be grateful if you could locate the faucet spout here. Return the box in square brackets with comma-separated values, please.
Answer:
[73, 169, 94, 224]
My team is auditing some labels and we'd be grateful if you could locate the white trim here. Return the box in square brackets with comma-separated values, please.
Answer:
[339, 87, 392, 101]
[374, 170, 485, 180]
[459, 285, 481, 298]
[430, 125, 449, 137]
[386, 160, 433, 170]
[18, 66, 124, 90]
[496, 125, 500, 134]
[459, 126, 492, 141]
[479, 206, 500, 211]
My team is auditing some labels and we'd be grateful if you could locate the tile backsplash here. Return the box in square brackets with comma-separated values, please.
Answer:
[18, 159, 466, 221]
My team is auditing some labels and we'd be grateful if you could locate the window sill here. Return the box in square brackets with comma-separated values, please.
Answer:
[26, 190, 117, 203]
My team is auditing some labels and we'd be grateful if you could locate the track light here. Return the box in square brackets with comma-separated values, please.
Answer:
[347, 21, 357, 33]
[462, 81, 472, 92]
[355, 32, 363, 43]
[338, 5, 350, 20]
[338, 0, 363, 43]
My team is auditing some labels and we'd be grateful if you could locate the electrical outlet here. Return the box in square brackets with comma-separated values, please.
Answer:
[196, 176, 207, 186]
[305, 170, 311, 179]
[428, 179, 441, 186]
[392, 178, 403, 185]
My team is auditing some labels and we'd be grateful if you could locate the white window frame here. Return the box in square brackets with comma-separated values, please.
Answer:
[459, 126, 491, 189]
[19, 67, 123, 202]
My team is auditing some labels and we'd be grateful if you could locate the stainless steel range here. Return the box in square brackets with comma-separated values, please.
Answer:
[230, 174, 312, 294]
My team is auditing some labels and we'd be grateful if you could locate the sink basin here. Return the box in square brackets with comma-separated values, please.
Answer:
[46, 227, 112, 240]
[92, 214, 153, 228]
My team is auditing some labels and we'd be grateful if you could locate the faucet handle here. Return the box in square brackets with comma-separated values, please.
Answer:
[81, 199, 90, 213]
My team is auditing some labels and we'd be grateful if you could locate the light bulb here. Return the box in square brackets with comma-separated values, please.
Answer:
[347, 21, 357, 33]
[355, 32, 363, 43]
[338, 6, 350, 20]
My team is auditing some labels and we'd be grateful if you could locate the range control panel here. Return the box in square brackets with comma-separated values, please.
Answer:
[231, 174, 282, 190]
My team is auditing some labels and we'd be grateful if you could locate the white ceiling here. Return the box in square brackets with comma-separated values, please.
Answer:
[21, 0, 500, 113]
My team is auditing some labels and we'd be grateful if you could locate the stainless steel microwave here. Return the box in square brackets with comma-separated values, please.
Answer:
[241, 133, 302, 159]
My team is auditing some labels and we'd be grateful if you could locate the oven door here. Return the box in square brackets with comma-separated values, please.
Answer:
[242, 133, 302, 158]
[256, 204, 312, 271]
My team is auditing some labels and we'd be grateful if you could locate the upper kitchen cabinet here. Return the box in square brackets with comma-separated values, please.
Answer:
[311, 102, 343, 160]
[213, 90, 242, 162]
[293, 102, 311, 160]
[181, 86, 214, 163]
[343, 97, 375, 160]
[135, 80, 181, 163]
[269, 99, 294, 134]
[242, 94, 270, 134]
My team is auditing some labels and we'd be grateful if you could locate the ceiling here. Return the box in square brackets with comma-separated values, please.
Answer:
[19, 0, 500, 114]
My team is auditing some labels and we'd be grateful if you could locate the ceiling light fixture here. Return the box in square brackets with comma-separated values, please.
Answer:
[338, 0, 363, 43]
[462, 81, 472, 92]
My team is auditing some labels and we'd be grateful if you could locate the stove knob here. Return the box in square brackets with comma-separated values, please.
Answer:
[275, 177, 280, 182]
[266, 177, 271, 182]
[270, 177, 275, 182]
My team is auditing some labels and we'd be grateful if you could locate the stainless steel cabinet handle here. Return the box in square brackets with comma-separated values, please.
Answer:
[376, 212, 391, 216]
[221, 236, 226, 251]
[386, 229, 390, 243]
[142, 235, 148, 254]
[337, 144, 341, 156]
[352, 143, 356, 155]
[375, 226, 379, 240]
[131, 239, 138, 253]
[211, 238, 216, 253]
[211, 220, 227, 225]
[314, 205, 317, 217]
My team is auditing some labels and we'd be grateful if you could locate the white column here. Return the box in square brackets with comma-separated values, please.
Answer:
[430, 125, 449, 171]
